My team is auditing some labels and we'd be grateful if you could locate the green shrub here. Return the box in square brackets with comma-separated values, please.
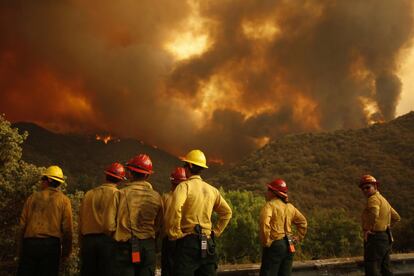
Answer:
[215, 189, 265, 263]
[301, 209, 363, 259]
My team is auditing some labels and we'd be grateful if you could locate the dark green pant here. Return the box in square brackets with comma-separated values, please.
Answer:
[17, 237, 61, 276]
[81, 234, 115, 276]
[260, 238, 293, 276]
[364, 232, 393, 276]
[114, 238, 156, 276]
[174, 234, 217, 276]
[161, 237, 176, 276]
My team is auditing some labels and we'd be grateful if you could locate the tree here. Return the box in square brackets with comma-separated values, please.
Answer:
[392, 217, 414, 253]
[0, 115, 42, 272]
[300, 208, 363, 259]
[61, 191, 84, 275]
[215, 189, 265, 263]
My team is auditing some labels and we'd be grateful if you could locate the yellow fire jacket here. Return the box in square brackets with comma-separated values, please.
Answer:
[165, 175, 232, 240]
[160, 191, 173, 237]
[19, 187, 73, 257]
[362, 191, 401, 232]
[79, 183, 120, 236]
[113, 181, 163, 242]
[259, 198, 307, 247]
[162, 191, 173, 213]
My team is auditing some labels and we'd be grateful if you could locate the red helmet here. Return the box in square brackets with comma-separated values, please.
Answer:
[104, 162, 126, 180]
[359, 174, 377, 187]
[267, 179, 288, 194]
[170, 167, 187, 184]
[126, 154, 154, 174]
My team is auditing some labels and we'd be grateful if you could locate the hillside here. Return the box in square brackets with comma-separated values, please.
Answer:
[14, 122, 182, 192]
[15, 111, 414, 214]
[212, 112, 414, 218]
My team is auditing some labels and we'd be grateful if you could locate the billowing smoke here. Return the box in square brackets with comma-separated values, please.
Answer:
[375, 73, 402, 120]
[1, 0, 413, 162]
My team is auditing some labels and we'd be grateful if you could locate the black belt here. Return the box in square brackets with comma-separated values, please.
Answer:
[24, 236, 59, 240]
[83, 233, 106, 237]
[123, 237, 154, 243]
[182, 233, 212, 240]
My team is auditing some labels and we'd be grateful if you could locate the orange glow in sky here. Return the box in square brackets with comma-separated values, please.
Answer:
[164, 1, 211, 61]
[398, 45, 414, 116]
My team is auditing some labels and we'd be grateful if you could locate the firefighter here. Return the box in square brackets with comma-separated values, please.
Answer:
[161, 167, 187, 276]
[17, 165, 73, 276]
[259, 179, 307, 276]
[166, 149, 232, 276]
[79, 162, 126, 276]
[113, 154, 163, 276]
[359, 174, 401, 276]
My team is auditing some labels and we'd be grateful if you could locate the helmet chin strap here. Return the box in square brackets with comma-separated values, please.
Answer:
[271, 190, 288, 201]
[183, 162, 192, 176]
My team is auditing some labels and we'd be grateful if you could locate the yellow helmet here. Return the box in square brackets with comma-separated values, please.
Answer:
[42, 165, 66, 183]
[181, 149, 208, 168]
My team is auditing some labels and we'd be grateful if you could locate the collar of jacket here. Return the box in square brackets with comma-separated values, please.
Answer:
[126, 181, 153, 190]
[101, 183, 117, 188]
[46, 187, 60, 192]
[188, 175, 202, 180]
[270, 197, 286, 203]
[368, 191, 379, 198]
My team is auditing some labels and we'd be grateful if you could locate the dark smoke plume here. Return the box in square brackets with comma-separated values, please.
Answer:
[1, 0, 413, 162]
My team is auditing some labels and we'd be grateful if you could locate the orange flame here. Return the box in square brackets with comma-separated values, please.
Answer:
[96, 134, 113, 144]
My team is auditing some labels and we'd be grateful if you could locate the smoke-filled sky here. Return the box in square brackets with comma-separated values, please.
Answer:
[1, 0, 414, 162]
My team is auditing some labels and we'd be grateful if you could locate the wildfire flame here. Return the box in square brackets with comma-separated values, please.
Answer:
[360, 97, 385, 125]
[96, 134, 113, 144]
